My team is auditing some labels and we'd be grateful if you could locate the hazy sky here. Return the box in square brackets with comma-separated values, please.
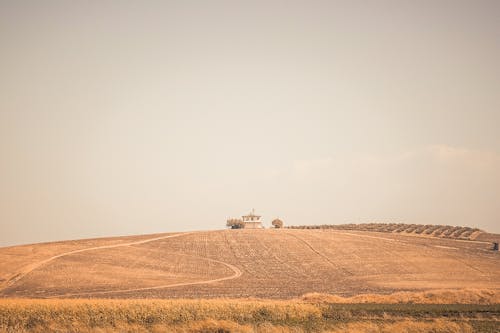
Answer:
[1, 0, 499, 246]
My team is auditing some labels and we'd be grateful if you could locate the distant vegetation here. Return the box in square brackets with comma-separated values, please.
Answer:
[226, 218, 244, 229]
[287, 223, 483, 240]
[271, 218, 284, 228]
[1, 290, 499, 332]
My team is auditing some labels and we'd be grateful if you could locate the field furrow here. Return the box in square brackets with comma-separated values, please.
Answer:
[0, 229, 498, 299]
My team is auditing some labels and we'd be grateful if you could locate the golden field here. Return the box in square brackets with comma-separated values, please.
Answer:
[1, 290, 499, 333]
[1, 227, 499, 332]
[0, 229, 499, 299]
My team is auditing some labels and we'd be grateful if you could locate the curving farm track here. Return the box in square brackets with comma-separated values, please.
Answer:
[0, 231, 245, 298]
[0, 229, 499, 299]
[46, 253, 242, 298]
[0, 233, 194, 292]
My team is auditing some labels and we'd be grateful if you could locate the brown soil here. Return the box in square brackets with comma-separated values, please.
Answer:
[0, 229, 498, 299]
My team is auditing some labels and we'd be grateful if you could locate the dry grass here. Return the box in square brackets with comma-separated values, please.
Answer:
[0, 299, 321, 332]
[0, 295, 497, 333]
[326, 319, 473, 333]
[2, 320, 475, 333]
[302, 289, 500, 305]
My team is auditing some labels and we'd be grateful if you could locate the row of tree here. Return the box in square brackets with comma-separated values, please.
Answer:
[226, 218, 283, 229]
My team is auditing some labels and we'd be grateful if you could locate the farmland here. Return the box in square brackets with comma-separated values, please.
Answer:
[0, 228, 499, 332]
[287, 223, 490, 241]
[0, 298, 499, 333]
[0, 228, 498, 299]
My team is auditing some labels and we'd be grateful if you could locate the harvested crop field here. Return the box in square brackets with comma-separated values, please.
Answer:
[0, 229, 499, 299]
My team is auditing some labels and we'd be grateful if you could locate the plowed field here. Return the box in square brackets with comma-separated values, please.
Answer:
[0, 229, 498, 299]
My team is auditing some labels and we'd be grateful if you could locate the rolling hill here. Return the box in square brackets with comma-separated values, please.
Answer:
[0, 228, 499, 299]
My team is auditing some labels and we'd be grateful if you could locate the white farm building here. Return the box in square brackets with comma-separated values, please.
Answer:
[241, 209, 263, 229]
[226, 209, 263, 229]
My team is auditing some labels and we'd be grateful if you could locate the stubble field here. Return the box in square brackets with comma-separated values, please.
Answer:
[1, 228, 499, 332]
[0, 229, 498, 299]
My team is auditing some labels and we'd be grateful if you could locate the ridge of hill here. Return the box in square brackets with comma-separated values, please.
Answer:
[287, 223, 490, 240]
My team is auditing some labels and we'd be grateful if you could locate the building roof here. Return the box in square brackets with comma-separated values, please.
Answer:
[242, 214, 261, 218]
[242, 208, 261, 218]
